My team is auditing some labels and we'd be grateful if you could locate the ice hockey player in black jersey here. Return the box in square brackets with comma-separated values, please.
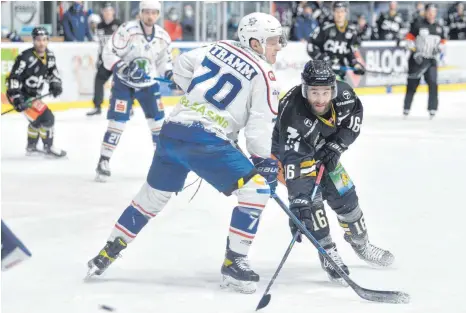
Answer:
[446, 2, 465, 40]
[403, 3, 446, 119]
[86, 2, 121, 116]
[6, 27, 66, 157]
[306, 1, 365, 80]
[373, 1, 404, 41]
[272, 60, 394, 285]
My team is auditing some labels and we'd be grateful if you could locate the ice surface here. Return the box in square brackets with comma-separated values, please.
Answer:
[2, 92, 466, 313]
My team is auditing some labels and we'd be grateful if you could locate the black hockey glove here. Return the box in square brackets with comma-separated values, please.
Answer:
[12, 95, 28, 112]
[49, 82, 63, 97]
[314, 141, 345, 172]
[251, 156, 278, 195]
[352, 61, 366, 75]
[413, 52, 424, 65]
[289, 198, 314, 243]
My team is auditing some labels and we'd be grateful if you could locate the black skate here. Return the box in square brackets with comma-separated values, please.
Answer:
[26, 143, 43, 156]
[95, 157, 111, 182]
[220, 249, 259, 294]
[429, 110, 436, 119]
[44, 145, 67, 158]
[87, 237, 127, 278]
[319, 243, 349, 287]
[344, 234, 394, 267]
[86, 107, 102, 116]
[403, 109, 409, 119]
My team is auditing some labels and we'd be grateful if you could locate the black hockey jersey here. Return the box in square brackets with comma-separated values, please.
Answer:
[446, 11, 466, 40]
[307, 22, 359, 67]
[373, 11, 403, 40]
[406, 19, 446, 58]
[272, 80, 363, 172]
[96, 19, 122, 55]
[6, 47, 61, 100]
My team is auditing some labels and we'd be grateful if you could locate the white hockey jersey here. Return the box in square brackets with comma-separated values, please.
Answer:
[102, 20, 173, 88]
[170, 41, 280, 159]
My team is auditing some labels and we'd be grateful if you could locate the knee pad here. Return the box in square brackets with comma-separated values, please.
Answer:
[101, 120, 126, 158]
[337, 204, 368, 245]
[40, 109, 54, 128]
[234, 174, 270, 209]
[132, 182, 172, 218]
[147, 118, 164, 147]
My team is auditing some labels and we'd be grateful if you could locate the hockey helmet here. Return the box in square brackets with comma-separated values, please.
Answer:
[301, 60, 337, 99]
[237, 12, 287, 53]
[139, 0, 161, 14]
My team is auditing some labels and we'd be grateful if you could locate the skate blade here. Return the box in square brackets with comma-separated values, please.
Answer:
[220, 275, 257, 294]
[361, 256, 395, 268]
[95, 173, 109, 183]
[85, 260, 102, 280]
[328, 274, 349, 287]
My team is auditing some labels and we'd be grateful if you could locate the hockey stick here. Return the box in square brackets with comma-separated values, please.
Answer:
[256, 165, 326, 311]
[340, 66, 406, 76]
[273, 193, 410, 304]
[2, 93, 52, 116]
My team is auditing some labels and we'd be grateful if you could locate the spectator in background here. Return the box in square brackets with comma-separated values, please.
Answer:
[164, 7, 183, 41]
[310, 1, 332, 26]
[411, 2, 425, 28]
[294, 4, 318, 42]
[227, 14, 240, 40]
[62, 1, 93, 41]
[181, 4, 195, 41]
[447, 2, 465, 39]
[356, 14, 372, 43]
[272, 1, 293, 40]
[373, 1, 403, 40]
[88, 14, 101, 42]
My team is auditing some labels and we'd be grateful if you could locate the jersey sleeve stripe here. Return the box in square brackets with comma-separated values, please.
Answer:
[219, 41, 277, 115]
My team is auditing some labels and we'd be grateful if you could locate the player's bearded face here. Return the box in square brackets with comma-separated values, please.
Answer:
[306, 86, 333, 116]
[264, 36, 282, 64]
[141, 9, 159, 27]
[334, 8, 347, 25]
[33, 36, 48, 54]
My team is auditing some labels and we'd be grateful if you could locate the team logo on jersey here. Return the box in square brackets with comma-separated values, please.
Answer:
[268, 71, 276, 81]
[304, 118, 313, 127]
[114, 99, 127, 113]
[342, 90, 351, 100]
[345, 32, 353, 39]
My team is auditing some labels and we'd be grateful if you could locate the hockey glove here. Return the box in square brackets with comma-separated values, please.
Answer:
[12, 95, 28, 112]
[413, 52, 424, 65]
[117, 61, 149, 85]
[49, 82, 63, 97]
[251, 156, 278, 195]
[352, 61, 366, 75]
[314, 141, 345, 172]
[289, 198, 314, 243]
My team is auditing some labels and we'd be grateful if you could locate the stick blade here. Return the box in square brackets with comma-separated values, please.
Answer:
[256, 294, 271, 311]
[357, 288, 410, 304]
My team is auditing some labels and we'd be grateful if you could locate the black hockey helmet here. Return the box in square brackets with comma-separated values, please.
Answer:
[301, 59, 337, 99]
[333, 1, 348, 11]
[31, 27, 49, 39]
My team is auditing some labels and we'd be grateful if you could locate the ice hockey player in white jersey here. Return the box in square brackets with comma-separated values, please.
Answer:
[88, 12, 286, 294]
[95, 0, 175, 182]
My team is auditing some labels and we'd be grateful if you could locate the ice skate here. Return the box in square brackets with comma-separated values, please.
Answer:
[319, 243, 349, 287]
[86, 107, 102, 116]
[25, 143, 43, 156]
[345, 234, 394, 267]
[44, 145, 67, 158]
[95, 157, 111, 182]
[403, 109, 409, 119]
[87, 237, 127, 278]
[429, 110, 436, 119]
[220, 249, 259, 294]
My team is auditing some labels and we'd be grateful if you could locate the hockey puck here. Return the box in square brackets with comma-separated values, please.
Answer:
[99, 305, 115, 311]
